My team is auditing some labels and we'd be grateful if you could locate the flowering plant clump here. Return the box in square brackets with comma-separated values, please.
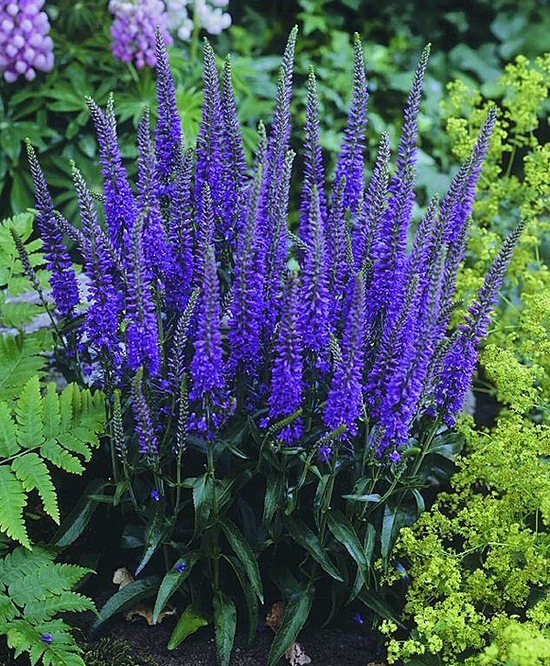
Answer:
[108, 0, 172, 68]
[0, 0, 54, 82]
[25, 29, 523, 666]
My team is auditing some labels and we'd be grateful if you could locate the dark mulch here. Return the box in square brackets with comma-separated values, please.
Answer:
[83, 612, 387, 666]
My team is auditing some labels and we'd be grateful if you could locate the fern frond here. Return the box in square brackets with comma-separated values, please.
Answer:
[0, 546, 53, 582]
[15, 376, 44, 450]
[8, 562, 90, 605]
[0, 335, 49, 404]
[42, 384, 61, 442]
[0, 467, 29, 548]
[24, 591, 95, 624]
[0, 591, 17, 625]
[0, 401, 18, 457]
[40, 440, 84, 475]
[11, 453, 59, 524]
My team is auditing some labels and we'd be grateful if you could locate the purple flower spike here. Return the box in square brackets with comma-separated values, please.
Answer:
[154, 28, 182, 199]
[0, 0, 54, 83]
[189, 245, 225, 401]
[434, 222, 525, 424]
[324, 274, 366, 437]
[334, 33, 369, 215]
[299, 68, 327, 244]
[109, 0, 172, 69]
[26, 142, 79, 318]
[86, 95, 136, 253]
[267, 276, 304, 444]
[300, 186, 331, 362]
[131, 372, 158, 456]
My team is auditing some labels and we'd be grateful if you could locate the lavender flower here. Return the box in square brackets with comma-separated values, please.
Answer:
[333, 33, 368, 215]
[317, 444, 332, 463]
[40, 633, 53, 644]
[131, 372, 158, 455]
[136, 108, 172, 281]
[72, 164, 121, 364]
[299, 68, 327, 244]
[25, 142, 79, 317]
[0, 0, 54, 83]
[227, 168, 265, 378]
[434, 222, 525, 424]
[109, 0, 171, 69]
[86, 95, 136, 253]
[175, 561, 187, 573]
[220, 55, 248, 247]
[154, 29, 183, 200]
[125, 215, 161, 377]
[195, 40, 224, 224]
[267, 276, 304, 444]
[324, 274, 365, 437]
[300, 186, 331, 362]
[165, 0, 231, 41]
[151, 488, 160, 501]
[189, 245, 225, 401]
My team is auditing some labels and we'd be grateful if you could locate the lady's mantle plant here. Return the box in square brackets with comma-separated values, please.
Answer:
[25, 29, 523, 666]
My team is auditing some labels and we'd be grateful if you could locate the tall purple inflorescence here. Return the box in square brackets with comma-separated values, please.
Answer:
[26, 142, 79, 318]
[126, 215, 161, 378]
[0, 0, 54, 82]
[72, 164, 121, 366]
[267, 276, 304, 444]
[109, 0, 172, 69]
[300, 186, 331, 364]
[154, 29, 182, 200]
[86, 96, 136, 253]
[131, 372, 158, 455]
[434, 222, 525, 425]
[189, 245, 225, 403]
[324, 274, 366, 437]
[333, 33, 368, 215]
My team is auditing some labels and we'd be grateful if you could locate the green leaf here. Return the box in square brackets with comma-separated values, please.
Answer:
[342, 493, 381, 503]
[0, 401, 18, 457]
[358, 588, 404, 627]
[11, 452, 58, 523]
[220, 520, 263, 603]
[213, 590, 236, 666]
[15, 376, 44, 449]
[41, 440, 84, 474]
[326, 510, 367, 571]
[267, 588, 314, 666]
[284, 516, 343, 581]
[262, 472, 283, 527]
[53, 478, 108, 548]
[42, 384, 61, 441]
[135, 507, 168, 576]
[167, 604, 209, 650]
[0, 467, 29, 548]
[90, 577, 160, 636]
[153, 553, 198, 624]
[193, 474, 214, 531]
[223, 554, 258, 644]
[0, 335, 47, 405]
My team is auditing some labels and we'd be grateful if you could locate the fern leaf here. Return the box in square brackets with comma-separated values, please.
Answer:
[15, 376, 44, 450]
[41, 440, 84, 474]
[11, 452, 59, 524]
[42, 384, 61, 442]
[8, 562, 89, 606]
[0, 401, 18, 457]
[0, 467, 29, 548]
[0, 335, 49, 404]
[0, 591, 18, 625]
[0, 546, 53, 583]
[58, 386, 74, 433]
[56, 432, 95, 462]
[24, 591, 95, 624]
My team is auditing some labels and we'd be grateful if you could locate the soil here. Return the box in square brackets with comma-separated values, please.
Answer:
[83, 615, 388, 666]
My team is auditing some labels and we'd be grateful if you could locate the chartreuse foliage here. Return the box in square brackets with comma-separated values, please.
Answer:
[380, 54, 550, 666]
[0, 377, 104, 549]
[0, 545, 95, 666]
